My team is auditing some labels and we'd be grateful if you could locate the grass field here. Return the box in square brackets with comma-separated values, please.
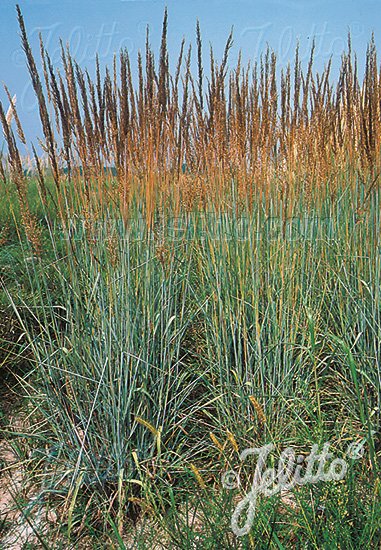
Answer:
[0, 5, 380, 549]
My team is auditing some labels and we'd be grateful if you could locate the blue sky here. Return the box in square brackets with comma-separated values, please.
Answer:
[0, 0, 379, 144]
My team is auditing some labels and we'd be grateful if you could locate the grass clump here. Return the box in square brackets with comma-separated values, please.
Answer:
[0, 5, 380, 548]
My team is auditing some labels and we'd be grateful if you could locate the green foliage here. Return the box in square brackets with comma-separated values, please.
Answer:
[1, 183, 380, 547]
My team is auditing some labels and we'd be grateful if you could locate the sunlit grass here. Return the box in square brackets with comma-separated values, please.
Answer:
[0, 5, 380, 547]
